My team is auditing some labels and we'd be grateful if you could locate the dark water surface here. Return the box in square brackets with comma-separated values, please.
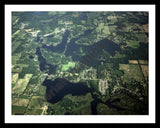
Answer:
[36, 28, 121, 70]
[42, 30, 70, 53]
[35, 29, 124, 114]
[35, 27, 128, 114]
[42, 78, 91, 104]
[42, 77, 126, 114]
[35, 47, 57, 75]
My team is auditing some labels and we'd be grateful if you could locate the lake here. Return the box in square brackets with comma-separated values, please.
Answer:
[42, 77, 125, 114]
[36, 28, 124, 114]
[36, 27, 121, 70]
[42, 78, 91, 104]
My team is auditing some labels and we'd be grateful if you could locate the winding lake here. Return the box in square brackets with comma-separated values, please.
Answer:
[42, 77, 126, 114]
[43, 78, 91, 104]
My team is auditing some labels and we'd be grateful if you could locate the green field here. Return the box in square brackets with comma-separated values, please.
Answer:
[126, 40, 139, 49]
[119, 64, 144, 82]
[12, 74, 33, 94]
[12, 105, 26, 115]
[12, 64, 28, 73]
[12, 54, 21, 64]
[25, 96, 46, 115]
[12, 73, 19, 84]
[12, 98, 29, 107]
[47, 93, 94, 115]
[97, 103, 118, 115]
[62, 62, 75, 71]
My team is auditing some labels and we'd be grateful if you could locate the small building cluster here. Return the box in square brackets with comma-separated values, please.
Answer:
[98, 79, 108, 95]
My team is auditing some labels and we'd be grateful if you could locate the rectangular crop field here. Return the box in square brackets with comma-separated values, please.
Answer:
[12, 74, 33, 94]
[119, 64, 144, 82]
[12, 98, 29, 107]
[25, 96, 46, 115]
[128, 60, 138, 64]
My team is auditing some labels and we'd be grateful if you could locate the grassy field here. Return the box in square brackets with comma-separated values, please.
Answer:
[12, 74, 33, 94]
[25, 96, 46, 115]
[108, 25, 117, 32]
[126, 40, 139, 49]
[136, 33, 148, 43]
[40, 19, 53, 23]
[49, 93, 94, 115]
[96, 23, 110, 35]
[62, 62, 75, 71]
[12, 98, 29, 107]
[39, 85, 46, 96]
[12, 73, 19, 84]
[71, 104, 92, 115]
[12, 105, 26, 115]
[12, 54, 21, 64]
[97, 103, 118, 115]
[12, 30, 20, 37]
[12, 30, 26, 53]
[119, 64, 144, 82]
[12, 64, 28, 73]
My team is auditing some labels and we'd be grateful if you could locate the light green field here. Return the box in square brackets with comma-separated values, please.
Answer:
[39, 85, 46, 96]
[113, 51, 126, 58]
[12, 64, 28, 73]
[126, 40, 139, 49]
[108, 25, 117, 32]
[96, 23, 110, 35]
[12, 31, 25, 53]
[12, 74, 33, 94]
[119, 64, 143, 82]
[12, 54, 21, 64]
[12, 98, 29, 107]
[12, 73, 19, 84]
[62, 62, 75, 71]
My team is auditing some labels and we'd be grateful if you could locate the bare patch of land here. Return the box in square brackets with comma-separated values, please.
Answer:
[128, 60, 138, 64]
